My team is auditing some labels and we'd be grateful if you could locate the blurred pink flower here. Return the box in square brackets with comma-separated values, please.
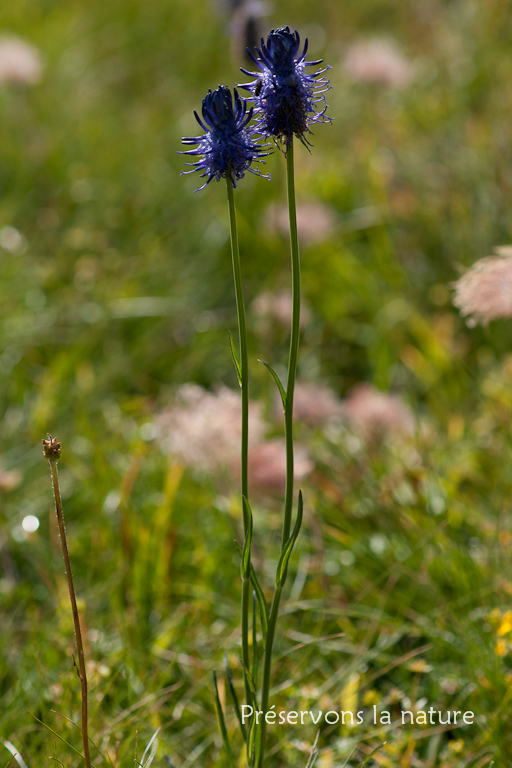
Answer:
[273, 381, 343, 428]
[0, 469, 21, 492]
[246, 440, 313, 495]
[252, 290, 311, 327]
[263, 201, 336, 245]
[344, 40, 412, 87]
[0, 35, 43, 85]
[342, 383, 414, 441]
[156, 384, 265, 473]
[452, 248, 512, 326]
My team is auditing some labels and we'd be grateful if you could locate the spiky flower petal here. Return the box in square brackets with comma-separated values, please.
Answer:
[180, 85, 270, 191]
[240, 26, 331, 148]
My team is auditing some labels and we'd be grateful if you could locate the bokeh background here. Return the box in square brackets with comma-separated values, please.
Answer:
[1, 0, 512, 765]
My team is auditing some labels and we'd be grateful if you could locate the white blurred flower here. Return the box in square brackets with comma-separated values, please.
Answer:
[0, 35, 43, 85]
[156, 384, 265, 474]
[452, 248, 512, 326]
[342, 383, 414, 441]
[344, 40, 412, 87]
[244, 440, 313, 495]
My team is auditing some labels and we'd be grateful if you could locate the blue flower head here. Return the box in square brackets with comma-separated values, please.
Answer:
[240, 27, 331, 149]
[180, 85, 270, 191]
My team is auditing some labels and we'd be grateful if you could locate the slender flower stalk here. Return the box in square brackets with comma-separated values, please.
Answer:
[181, 49, 330, 764]
[180, 85, 270, 719]
[240, 29, 331, 766]
[42, 436, 92, 768]
[226, 178, 252, 706]
[258, 140, 300, 767]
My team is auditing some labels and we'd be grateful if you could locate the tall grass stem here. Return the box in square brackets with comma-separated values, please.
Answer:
[226, 179, 252, 707]
[258, 138, 301, 767]
[43, 438, 92, 768]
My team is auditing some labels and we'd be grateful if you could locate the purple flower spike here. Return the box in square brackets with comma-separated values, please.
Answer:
[180, 85, 271, 191]
[239, 26, 332, 149]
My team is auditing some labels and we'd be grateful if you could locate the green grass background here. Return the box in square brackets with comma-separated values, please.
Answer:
[1, 0, 512, 765]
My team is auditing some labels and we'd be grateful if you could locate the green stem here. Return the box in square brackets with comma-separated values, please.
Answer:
[48, 457, 92, 768]
[226, 178, 251, 706]
[259, 139, 301, 767]
[283, 139, 301, 546]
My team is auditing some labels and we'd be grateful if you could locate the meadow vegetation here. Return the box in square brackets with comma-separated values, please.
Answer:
[1, 0, 512, 765]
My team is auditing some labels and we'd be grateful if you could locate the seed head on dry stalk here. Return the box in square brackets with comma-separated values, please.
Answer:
[43, 435, 93, 768]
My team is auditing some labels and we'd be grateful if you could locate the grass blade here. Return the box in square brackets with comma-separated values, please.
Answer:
[141, 727, 160, 767]
[2, 743, 27, 768]
[223, 652, 247, 743]
[358, 742, 387, 767]
[213, 672, 236, 768]
[23, 711, 85, 761]
[304, 731, 320, 768]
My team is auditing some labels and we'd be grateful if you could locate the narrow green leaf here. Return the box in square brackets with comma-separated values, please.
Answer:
[240, 659, 258, 704]
[276, 491, 303, 586]
[240, 661, 260, 768]
[258, 360, 286, 411]
[357, 742, 387, 767]
[249, 565, 268, 645]
[241, 497, 253, 579]
[246, 713, 257, 768]
[339, 748, 357, 768]
[213, 672, 236, 768]
[228, 330, 242, 387]
[251, 590, 259, 691]
[234, 542, 268, 644]
[223, 653, 247, 743]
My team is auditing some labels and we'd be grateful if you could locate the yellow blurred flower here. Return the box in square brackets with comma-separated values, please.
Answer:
[497, 611, 512, 636]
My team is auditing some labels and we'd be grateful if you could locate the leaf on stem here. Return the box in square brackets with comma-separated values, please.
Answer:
[258, 360, 287, 411]
[228, 330, 242, 387]
[223, 653, 247, 743]
[276, 491, 303, 587]
[234, 542, 268, 644]
[249, 565, 268, 645]
[251, 590, 259, 690]
[213, 672, 236, 768]
[241, 497, 253, 580]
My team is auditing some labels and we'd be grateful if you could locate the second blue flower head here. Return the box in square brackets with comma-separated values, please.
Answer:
[240, 26, 331, 148]
[181, 85, 270, 191]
